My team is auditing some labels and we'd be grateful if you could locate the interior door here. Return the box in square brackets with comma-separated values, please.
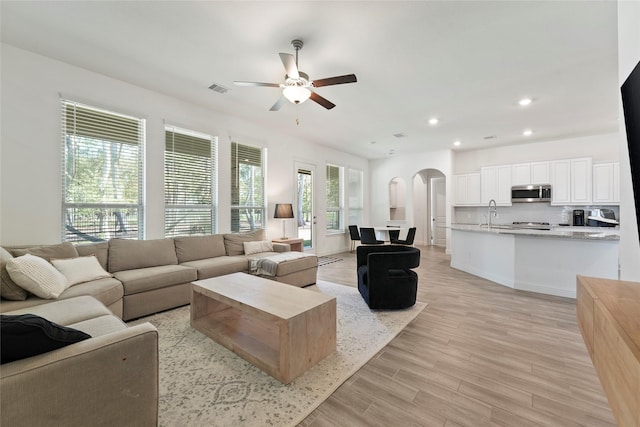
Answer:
[296, 162, 316, 252]
[431, 177, 447, 247]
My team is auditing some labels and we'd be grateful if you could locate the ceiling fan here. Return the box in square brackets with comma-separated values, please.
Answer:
[234, 39, 357, 111]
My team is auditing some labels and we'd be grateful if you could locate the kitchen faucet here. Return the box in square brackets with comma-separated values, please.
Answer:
[488, 199, 498, 227]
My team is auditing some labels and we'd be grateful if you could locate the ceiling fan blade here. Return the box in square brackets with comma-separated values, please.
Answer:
[269, 95, 288, 111]
[279, 53, 299, 79]
[312, 74, 357, 88]
[309, 91, 336, 110]
[234, 81, 281, 87]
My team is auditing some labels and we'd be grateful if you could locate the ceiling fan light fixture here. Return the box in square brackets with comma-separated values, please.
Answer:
[283, 86, 311, 104]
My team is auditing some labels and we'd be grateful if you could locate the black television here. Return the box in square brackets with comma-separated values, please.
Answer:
[621, 59, 640, 244]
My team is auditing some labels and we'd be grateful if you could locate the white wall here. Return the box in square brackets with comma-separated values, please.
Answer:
[617, 0, 640, 281]
[0, 45, 368, 255]
[369, 149, 453, 252]
[454, 133, 619, 174]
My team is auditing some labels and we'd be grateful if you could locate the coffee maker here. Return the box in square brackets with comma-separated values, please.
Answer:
[573, 209, 585, 226]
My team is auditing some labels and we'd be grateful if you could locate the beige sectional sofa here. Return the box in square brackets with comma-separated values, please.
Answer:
[1, 230, 318, 321]
[1, 296, 159, 426]
[0, 230, 317, 426]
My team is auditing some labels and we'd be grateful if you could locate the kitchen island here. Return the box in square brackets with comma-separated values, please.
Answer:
[450, 224, 619, 298]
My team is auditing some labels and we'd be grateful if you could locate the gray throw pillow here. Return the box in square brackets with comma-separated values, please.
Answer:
[0, 247, 28, 301]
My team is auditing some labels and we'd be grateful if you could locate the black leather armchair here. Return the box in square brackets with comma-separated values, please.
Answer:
[356, 245, 420, 309]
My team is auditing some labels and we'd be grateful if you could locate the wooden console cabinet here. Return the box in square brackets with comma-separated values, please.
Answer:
[577, 275, 640, 426]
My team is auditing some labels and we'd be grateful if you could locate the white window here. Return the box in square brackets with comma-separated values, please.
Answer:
[165, 125, 217, 237]
[326, 163, 344, 232]
[61, 100, 145, 242]
[348, 168, 364, 225]
[231, 142, 265, 232]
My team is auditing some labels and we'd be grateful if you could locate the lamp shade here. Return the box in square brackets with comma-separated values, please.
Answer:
[283, 86, 311, 104]
[274, 203, 294, 219]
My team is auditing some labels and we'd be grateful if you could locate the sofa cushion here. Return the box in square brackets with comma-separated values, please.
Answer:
[113, 265, 197, 295]
[108, 238, 178, 272]
[223, 230, 266, 256]
[181, 256, 249, 279]
[249, 252, 318, 276]
[0, 313, 91, 364]
[68, 314, 126, 337]
[173, 235, 226, 263]
[75, 241, 109, 270]
[58, 277, 124, 309]
[10, 242, 79, 262]
[0, 247, 28, 301]
[243, 240, 273, 255]
[6, 254, 69, 299]
[51, 255, 112, 286]
[3, 295, 112, 326]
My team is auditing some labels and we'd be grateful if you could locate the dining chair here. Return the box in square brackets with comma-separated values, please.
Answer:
[388, 229, 400, 242]
[359, 227, 384, 244]
[348, 225, 361, 252]
[391, 227, 416, 245]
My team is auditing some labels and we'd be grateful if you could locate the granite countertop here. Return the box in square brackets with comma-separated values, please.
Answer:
[450, 223, 620, 241]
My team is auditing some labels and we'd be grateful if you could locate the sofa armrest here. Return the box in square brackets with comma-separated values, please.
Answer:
[272, 243, 291, 253]
[1, 323, 159, 427]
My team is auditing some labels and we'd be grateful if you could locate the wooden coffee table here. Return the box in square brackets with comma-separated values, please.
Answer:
[190, 272, 336, 384]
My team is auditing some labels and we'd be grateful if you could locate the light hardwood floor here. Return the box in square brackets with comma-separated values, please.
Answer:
[300, 245, 615, 427]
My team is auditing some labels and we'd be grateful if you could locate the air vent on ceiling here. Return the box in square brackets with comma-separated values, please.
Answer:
[483, 135, 497, 140]
[393, 132, 407, 138]
[208, 83, 230, 94]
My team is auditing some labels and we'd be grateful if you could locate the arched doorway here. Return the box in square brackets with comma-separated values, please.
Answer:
[413, 169, 446, 247]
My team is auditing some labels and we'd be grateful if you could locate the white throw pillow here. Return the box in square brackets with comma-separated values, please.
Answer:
[51, 255, 112, 286]
[243, 240, 274, 255]
[6, 254, 69, 299]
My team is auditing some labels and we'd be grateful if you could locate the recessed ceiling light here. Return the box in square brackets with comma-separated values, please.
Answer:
[428, 118, 439, 125]
[453, 140, 461, 146]
[518, 98, 532, 106]
[523, 129, 533, 136]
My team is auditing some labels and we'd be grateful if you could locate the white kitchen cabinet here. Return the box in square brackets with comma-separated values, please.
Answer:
[550, 160, 571, 204]
[512, 161, 549, 185]
[481, 165, 512, 205]
[531, 161, 550, 184]
[512, 163, 531, 186]
[551, 157, 592, 205]
[571, 157, 592, 204]
[454, 173, 481, 206]
[592, 162, 620, 205]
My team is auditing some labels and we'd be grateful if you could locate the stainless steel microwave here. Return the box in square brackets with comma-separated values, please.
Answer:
[511, 184, 552, 203]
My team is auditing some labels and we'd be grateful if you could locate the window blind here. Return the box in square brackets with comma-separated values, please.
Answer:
[326, 164, 343, 231]
[165, 126, 217, 237]
[61, 100, 145, 242]
[231, 142, 265, 232]
[348, 168, 364, 225]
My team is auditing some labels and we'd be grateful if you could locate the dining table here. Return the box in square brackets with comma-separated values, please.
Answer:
[373, 226, 406, 242]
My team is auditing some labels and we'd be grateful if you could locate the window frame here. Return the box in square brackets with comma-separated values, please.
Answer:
[61, 99, 145, 242]
[164, 124, 218, 237]
[325, 163, 344, 234]
[347, 167, 364, 226]
[230, 142, 266, 233]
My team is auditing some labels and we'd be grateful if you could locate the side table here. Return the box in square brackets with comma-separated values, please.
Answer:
[272, 238, 304, 252]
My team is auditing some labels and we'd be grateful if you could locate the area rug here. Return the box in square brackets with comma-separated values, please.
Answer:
[130, 280, 426, 427]
[317, 256, 343, 266]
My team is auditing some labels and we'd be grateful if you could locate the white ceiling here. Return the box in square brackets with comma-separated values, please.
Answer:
[0, 1, 620, 159]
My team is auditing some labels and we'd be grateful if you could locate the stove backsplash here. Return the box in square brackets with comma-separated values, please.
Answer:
[454, 204, 620, 227]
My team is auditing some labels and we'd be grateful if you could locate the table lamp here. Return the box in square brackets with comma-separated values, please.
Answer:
[274, 203, 294, 239]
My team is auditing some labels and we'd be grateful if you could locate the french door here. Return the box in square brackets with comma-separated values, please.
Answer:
[296, 162, 316, 251]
